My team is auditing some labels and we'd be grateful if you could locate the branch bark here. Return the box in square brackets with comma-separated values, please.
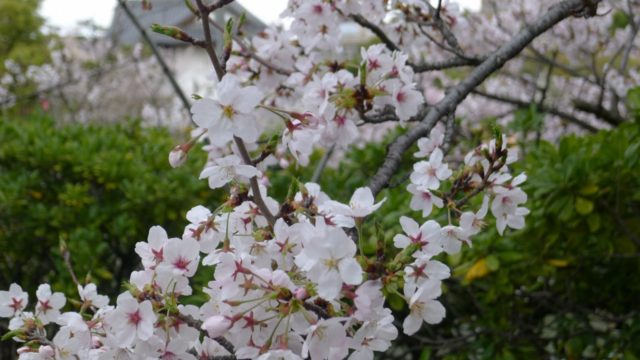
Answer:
[194, 0, 277, 228]
[368, 0, 602, 196]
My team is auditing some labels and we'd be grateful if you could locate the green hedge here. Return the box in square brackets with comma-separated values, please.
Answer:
[0, 116, 221, 297]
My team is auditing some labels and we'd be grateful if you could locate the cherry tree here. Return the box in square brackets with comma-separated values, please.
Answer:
[1, 0, 622, 359]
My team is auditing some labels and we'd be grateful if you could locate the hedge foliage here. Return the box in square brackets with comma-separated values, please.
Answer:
[0, 116, 221, 297]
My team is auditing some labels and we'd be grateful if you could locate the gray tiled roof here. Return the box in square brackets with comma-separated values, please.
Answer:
[110, 0, 265, 47]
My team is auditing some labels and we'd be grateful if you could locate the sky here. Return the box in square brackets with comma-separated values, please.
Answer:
[40, 0, 481, 32]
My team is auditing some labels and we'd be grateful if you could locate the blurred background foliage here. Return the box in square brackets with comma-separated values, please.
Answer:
[0, 0, 49, 69]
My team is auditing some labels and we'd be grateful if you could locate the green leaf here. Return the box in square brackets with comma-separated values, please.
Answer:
[587, 213, 601, 232]
[575, 197, 594, 216]
[486, 255, 500, 271]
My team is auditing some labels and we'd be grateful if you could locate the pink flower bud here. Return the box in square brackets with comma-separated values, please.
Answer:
[202, 315, 232, 338]
[39, 345, 55, 357]
[294, 287, 309, 301]
[169, 145, 188, 168]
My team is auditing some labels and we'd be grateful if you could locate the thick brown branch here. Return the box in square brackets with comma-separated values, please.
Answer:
[368, 0, 602, 196]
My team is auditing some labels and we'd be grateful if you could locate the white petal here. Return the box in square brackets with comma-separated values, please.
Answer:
[339, 258, 363, 285]
[402, 313, 423, 335]
[422, 299, 446, 324]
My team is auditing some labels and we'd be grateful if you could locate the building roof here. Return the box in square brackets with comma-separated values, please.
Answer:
[109, 0, 265, 47]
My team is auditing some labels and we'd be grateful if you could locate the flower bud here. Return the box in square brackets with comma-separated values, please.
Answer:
[169, 145, 188, 168]
[39, 345, 55, 357]
[294, 287, 309, 301]
[202, 315, 232, 338]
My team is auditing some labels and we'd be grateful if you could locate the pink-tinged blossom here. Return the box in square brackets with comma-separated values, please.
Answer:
[302, 318, 349, 360]
[35, 284, 66, 325]
[393, 216, 443, 256]
[459, 195, 490, 238]
[414, 123, 445, 158]
[191, 73, 264, 146]
[56, 312, 89, 333]
[440, 225, 468, 254]
[199, 154, 260, 190]
[302, 73, 337, 116]
[106, 293, 157, 347]
[0, 284, 28, 318]
[402, 280, 446, 335]
[135, 225, 168, 270]
[407, 183, 444, 217]
[410, 148, 452, 190]
[389, 52, 415, 84]
[294, 219, 363, 300]
[159, 238, 200, 277]
[349, 312, 398, 360]
[77, 283, 109, 309]
[183, 205, 223, 254]
[404, 256, 451, 294]
[282, 118, 322, 167]
[360, 44, 393, 81]
[52, 325, 92, 358]
[491, 184, 529, 235]
[382, 80, 424, 122]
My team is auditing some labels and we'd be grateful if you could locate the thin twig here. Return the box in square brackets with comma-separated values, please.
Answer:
[472, 89, 598, 132]
[195, 0, 277, 228]
[61, 246, 80, 287]
[117, 0, 193, 120]
[206, 18, 293, 76]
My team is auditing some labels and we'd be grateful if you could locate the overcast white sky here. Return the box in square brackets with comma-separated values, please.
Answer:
[40, 0, 481, 32]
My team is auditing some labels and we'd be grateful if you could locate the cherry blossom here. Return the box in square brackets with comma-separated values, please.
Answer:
[410, 148, 452, 190]
[294, 219, 363, 300]
[191, 73, 264, 146]
[199, 154, 260, 189]
[106, 293, 157, 347]
[0, 284, 28, 318]
[402, 280, 446, 335]
[34, 284, 66, 325]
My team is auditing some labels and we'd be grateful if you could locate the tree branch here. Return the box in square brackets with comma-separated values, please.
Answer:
[473, 89, 599, 132]
[205, 18, 293, 76]
[117, 0, 192, 120]
[368, 0, 602, 196]
[195, 0, 277, 228]
[573, 99, 625, 126]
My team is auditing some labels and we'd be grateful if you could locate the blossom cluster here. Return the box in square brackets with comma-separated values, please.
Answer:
[2, 129, 527, 359]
